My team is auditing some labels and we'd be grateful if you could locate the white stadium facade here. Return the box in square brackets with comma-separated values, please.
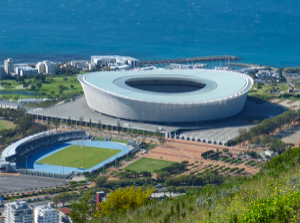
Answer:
[78, 69, 253, 123]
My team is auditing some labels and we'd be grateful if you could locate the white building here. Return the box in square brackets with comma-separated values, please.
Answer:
[36, 61, 56, 74]
[15, 66, 38, 76]
[18, 98, 50, 104]
[5, 201, 33, 223]
[0, 158, 16, 172]
[36, 62, 46, 74]
[4, 58, 14, 75]
[256, 70, 280, 79]
[91, 55, 138, 68]
[70, 60, 96, 71]
[34, 202, 59, 223]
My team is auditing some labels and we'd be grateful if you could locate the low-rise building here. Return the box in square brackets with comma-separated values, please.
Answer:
[265, 150, 278, 157]
[34, 202, 59, 223]
[58, 207, 72, 223]
[0, 101, 20, 109]
[18, 98, 50, 104]
[256, 70, 280, 79]
[15, 66, 38, 76]
[91, 55, 138, 68]
[5, 201, 33, 223]
[70, 60, 96, 71]
[0, 159, 16, 172]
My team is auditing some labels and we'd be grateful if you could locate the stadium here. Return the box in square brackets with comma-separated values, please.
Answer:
[0, 131, 131, 177]
[79, 69, 253, 123]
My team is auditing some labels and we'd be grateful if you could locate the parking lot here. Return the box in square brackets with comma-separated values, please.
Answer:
[0, 174, 68, 194]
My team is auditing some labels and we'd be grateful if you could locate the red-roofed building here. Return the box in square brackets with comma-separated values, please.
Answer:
[58, 207, 72, 223]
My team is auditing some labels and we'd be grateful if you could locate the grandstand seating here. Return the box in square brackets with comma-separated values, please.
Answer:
[5, 131, 87, 165]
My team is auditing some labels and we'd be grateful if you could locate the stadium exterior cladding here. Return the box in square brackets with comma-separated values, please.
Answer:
[78, 70, 253, 123]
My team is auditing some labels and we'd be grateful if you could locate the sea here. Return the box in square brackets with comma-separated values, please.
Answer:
[0, 0, 299, 67]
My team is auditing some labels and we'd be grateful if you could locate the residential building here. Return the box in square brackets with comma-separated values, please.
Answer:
[45, 61, 56, 74]
[34, 202, 59, 223]
[0, 65, 6, 79]
[36, 62, 46, 74]
[36, 61, 56, 74]
[91, 55, 138, 68]
[70, 60, 96, 71]
[4, 58, 14, 75]
[265, 150, 278, 158]
[5, 201, 33, 223]
[58, 207, 72, 223]
[15, 66, 38, 76]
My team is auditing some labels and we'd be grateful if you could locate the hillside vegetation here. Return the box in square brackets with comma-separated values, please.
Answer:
[71, 146, 300, 223]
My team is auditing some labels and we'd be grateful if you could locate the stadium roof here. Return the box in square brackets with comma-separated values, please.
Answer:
[83, 69, 251, 103]
[2, 131, 53, 158]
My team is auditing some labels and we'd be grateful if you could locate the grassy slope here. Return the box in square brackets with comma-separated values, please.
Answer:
[37, 145, 120, 169]
[0, 120, 16, 130]
[125, 158, 175, 173]
[98, 147, 300, 222]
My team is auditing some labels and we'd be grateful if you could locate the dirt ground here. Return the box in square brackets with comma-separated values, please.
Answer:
[142, 139, 260, 175]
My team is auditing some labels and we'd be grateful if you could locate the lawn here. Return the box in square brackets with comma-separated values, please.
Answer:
[0, 76, 82, 100]
[111, 139, 128, 143]
[37, 145, 121, 169]
[125, 158, 176, 173]
[0, 120, 16, 130]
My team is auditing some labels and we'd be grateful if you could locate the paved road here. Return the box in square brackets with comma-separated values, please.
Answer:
[0, 175, 68, 194]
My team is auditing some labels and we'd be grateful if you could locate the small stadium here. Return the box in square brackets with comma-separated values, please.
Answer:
[0, 131, 131, 176]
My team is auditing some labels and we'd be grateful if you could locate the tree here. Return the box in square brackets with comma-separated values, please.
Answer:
[156, 171, 171, 183]
[67, 117, 72, 128]
[107, 125, 112, 132]
[51, 196, 59, 208]
[30, 84, 36, 91]
[70, 84, 74, 89]
[53, 118, 60, 130]
[79, 116, 84, 130]
[70, 193, 96, 223]
[58, 192, 77, 207]
[97, 120, 102, 132]
[95, 176, 108, 187]
[36, 82, 42, 90]
[117, 121, 121, 134]
[96, 187, 154, 216]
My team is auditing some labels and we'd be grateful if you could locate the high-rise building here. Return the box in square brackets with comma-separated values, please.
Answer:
[5, 201, 33, 223]
[34, 202, 59, 223]
[35, 61, 56, 74]
[0, 65, 6, 79]
[4, 58, 14, 75]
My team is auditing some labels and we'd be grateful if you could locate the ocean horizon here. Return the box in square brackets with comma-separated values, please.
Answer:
[0, 0, 299, 67]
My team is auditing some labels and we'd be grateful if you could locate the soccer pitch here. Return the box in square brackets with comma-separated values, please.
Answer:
[37, 145, 121, 169]
[125, 158, 176, 173]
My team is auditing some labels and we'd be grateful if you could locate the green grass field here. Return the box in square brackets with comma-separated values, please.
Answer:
[37, 145, 121, 169]
[0, 120, 16, 130]
[125, 158, 176, 173]
[0, 76, 82, 99]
